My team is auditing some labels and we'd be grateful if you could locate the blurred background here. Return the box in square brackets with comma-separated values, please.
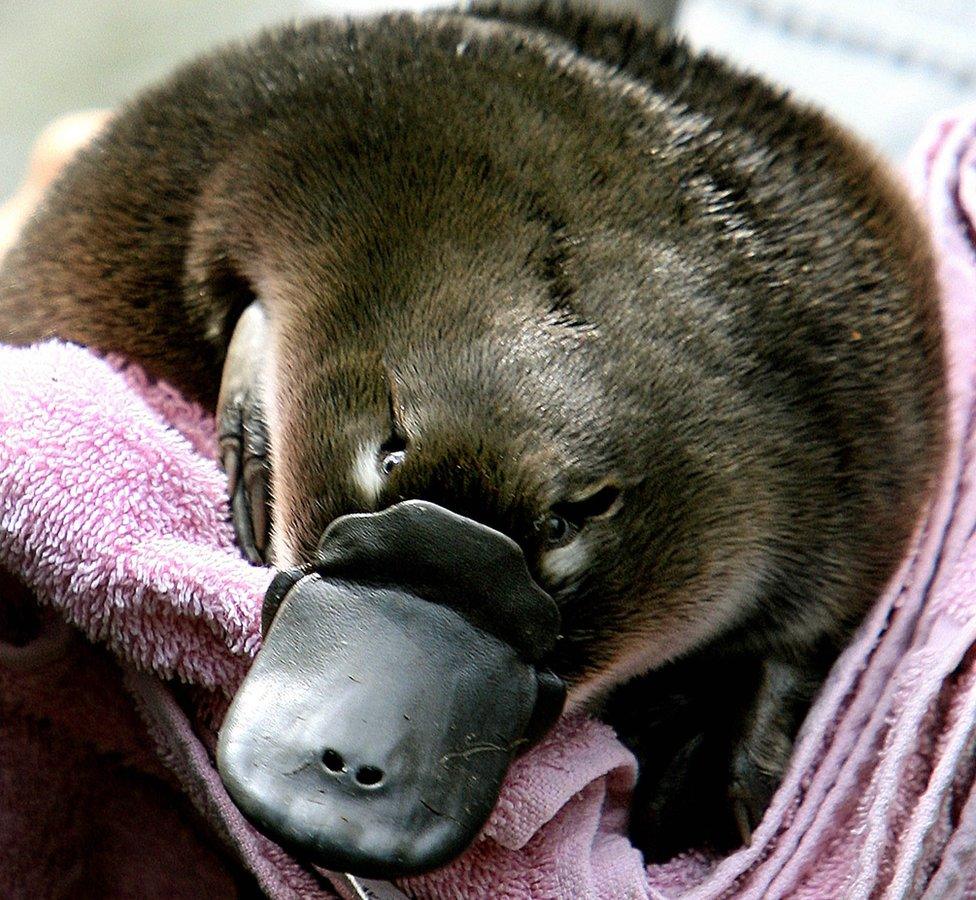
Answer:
[0, 0, 974, 198]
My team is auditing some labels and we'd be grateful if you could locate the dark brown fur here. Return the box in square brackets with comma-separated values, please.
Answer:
[0, 2, 946, 858]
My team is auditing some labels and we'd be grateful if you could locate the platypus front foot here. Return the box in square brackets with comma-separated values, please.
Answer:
[610, 648, 826, 859]
[728, 655, 820, 846]
[218, 302, 271, 564]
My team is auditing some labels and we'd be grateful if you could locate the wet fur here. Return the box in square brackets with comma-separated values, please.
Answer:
[0, 2, 946, 858]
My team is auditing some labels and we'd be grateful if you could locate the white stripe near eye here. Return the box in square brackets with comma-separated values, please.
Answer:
[351, 440, 384, 505]
[540, 538, 589, 583]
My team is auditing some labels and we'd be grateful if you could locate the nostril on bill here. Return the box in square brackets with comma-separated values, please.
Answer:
[321, 748, 346, 774]
[354, 764, 384, 787]
[320, 749, 383, 787]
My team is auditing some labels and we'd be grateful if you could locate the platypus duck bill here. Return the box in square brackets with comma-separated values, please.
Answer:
[216, 499, 566, 878]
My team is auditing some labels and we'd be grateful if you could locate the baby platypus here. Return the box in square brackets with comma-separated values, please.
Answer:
[0, 0, 946, 864]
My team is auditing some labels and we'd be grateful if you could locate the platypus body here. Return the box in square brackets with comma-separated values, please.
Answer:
[0, 1, 946, 869]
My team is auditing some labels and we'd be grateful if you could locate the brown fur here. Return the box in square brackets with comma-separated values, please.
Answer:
[0, 2, 946, 858]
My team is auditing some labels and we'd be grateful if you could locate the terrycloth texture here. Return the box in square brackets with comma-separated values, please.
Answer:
[3, 107, 976, 898]
[0, 571, 252, 897]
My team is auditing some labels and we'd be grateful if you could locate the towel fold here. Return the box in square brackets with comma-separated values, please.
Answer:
[3, 108, 976, 898]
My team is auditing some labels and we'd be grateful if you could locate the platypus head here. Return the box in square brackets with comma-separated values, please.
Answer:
[210, 18, 774, 877]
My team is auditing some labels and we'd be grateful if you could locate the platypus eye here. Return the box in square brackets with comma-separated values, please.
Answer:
[536, 513, 576, 547]
[378, 434, 407, 475]
[381, 449, 406, 474]
[536, 483, 622, 548]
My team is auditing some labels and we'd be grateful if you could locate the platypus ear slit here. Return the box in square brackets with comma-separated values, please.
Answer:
[557, 481, 623, 523]
[261, 567, 307, 636]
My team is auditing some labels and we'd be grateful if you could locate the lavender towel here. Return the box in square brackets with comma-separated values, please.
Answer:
[2, 108, 976, 898]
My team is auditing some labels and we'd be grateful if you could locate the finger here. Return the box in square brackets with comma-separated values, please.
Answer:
[1, 110, 111, 260]
[0, 193, 38, 260]
[26, 110, 113, 187]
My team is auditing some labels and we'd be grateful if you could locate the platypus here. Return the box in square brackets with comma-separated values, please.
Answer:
[0, 0, 946, 873]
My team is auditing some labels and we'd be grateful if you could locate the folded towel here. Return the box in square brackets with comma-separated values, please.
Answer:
[2, 107, 976, 898]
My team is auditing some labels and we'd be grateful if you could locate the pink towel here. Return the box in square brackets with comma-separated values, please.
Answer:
[3, 107, 976, 898]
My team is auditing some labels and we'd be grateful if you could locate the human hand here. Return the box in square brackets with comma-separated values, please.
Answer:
[0, 110, 110, 259]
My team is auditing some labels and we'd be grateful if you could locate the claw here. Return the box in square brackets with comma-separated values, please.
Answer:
[728, 749, 782, 849]
[232, 476, 264, 564]
[731, 793, 754, 847]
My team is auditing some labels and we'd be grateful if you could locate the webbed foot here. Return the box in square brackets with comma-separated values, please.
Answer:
[218, 303, 271, 564]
